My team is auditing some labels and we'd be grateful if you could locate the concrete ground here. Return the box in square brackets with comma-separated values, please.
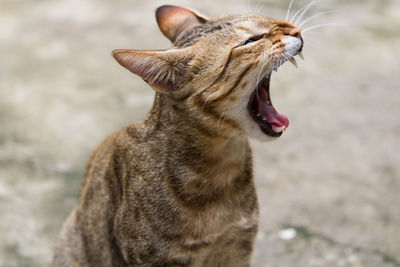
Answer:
[1, 0, 399, 266]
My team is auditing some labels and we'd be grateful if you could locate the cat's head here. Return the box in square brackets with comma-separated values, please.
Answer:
[113, 5, 303, 141]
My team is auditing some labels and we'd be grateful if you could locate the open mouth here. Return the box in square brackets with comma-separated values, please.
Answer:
[247, 74, 289, 137]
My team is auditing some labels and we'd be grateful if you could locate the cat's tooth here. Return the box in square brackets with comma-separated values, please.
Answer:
[298, 52, 304, 60]
[289, 57, 298, 68]
[272, 125, 286, 133]
[262, 117, 267, 121]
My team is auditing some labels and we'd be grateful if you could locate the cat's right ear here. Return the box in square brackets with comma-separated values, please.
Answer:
[156, 5, 208, 43]
[112, 48, 193, 97]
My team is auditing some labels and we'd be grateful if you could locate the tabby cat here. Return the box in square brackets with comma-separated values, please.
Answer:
[53, 5, 303, 267]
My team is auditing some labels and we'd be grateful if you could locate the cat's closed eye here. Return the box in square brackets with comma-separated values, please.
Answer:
[242, 34, 265, 46]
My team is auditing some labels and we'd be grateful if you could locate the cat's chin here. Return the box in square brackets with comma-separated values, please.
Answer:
[245, 125, 281, 142]
[241, 112, 283, 142]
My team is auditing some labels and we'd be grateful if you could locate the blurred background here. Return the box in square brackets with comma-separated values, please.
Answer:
[1, 0, 400, 266]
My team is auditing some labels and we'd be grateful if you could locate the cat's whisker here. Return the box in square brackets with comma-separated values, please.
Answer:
[255, 68, 265, 100]
[255, 54, 269, 102]
[246, 0, 264, 16]
[245, 0, 254, 16]
[277, 58, 283, 73]
[247, 1, 259, 16]
[201, 91, 219, 113]
[286, 50, 296, 58]
[281, 52, 290, 62]
[294, 0, 321, 25]
[298, 11, 333, 28]
[255, 54, 269, 89]
[283, 51, 295, 59]
[289, 0, 309, 23]
[285, 0, 296, 21]
[276, 57, 285, 79]
[290, 0, 320, 24]
[274, 60, 278, 73]
[280, 52, 297, 74]
[276, 58, 281, 74]
[289, 57, 298, 68]
[255, 0, 266, 16]
[302, 23, 339, 33]
[301, 35, 318, 48]
[245, 0, 252, 15]
[218, 112, 225, 128]
[280, 54, 290, 75]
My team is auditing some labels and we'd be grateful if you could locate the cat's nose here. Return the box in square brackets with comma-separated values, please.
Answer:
[288, 27, 301, 37]
[272, 20, 302, 39]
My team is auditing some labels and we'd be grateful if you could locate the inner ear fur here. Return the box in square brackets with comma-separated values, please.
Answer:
[156, 5, 208, 43]
[112, 48, 194, 94]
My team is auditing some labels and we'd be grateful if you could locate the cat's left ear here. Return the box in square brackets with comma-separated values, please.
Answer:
[112, 48, 193, 96]
[156, 5, 208, 43]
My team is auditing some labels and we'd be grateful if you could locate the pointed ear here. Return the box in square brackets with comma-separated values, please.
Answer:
[156, 5, 208, 43]
[112, 48, 193, 94]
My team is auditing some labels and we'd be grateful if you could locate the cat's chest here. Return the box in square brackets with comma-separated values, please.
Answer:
[181, 206, 258, 247]
[167, 210, 259, 266]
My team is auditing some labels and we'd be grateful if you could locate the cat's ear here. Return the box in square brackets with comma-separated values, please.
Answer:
[112, 48, 193, 94]
[156, 5, 208, 42]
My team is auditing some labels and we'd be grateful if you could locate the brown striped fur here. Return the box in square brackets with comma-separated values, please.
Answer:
[53, 5, 302, 266]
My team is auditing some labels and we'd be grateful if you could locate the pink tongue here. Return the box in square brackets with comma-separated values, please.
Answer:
[260, 104, 289, 128]
[257, 88, 289, 129]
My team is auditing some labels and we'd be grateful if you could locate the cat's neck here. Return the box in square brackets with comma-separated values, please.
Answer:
[144, 93, 251, 187]
[146, 93, 249, 155]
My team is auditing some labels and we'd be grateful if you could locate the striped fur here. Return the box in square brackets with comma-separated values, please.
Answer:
[53, 5, 302, 267]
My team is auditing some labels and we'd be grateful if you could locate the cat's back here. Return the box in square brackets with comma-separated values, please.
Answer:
[53, 122, 154, 267]
[77, 120, 160, 214]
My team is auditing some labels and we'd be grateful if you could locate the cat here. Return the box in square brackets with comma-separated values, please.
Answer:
[52, 5, 303, 267]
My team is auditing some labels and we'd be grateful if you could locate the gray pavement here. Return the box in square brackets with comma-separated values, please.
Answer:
[1, 0, 399, 266]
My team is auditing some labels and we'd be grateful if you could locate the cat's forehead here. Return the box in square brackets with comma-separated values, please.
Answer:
[229, 15, 275, 33]
[173, 15, 274, 47]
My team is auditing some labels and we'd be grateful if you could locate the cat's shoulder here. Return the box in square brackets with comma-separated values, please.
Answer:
[86, 122, 144, 162]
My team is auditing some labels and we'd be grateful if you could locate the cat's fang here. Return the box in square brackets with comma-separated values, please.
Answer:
[298, 52, 304, 60]
[289, 57, 298, 68]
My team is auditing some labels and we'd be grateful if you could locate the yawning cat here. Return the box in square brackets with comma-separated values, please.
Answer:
[53, 5, 303, 266]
